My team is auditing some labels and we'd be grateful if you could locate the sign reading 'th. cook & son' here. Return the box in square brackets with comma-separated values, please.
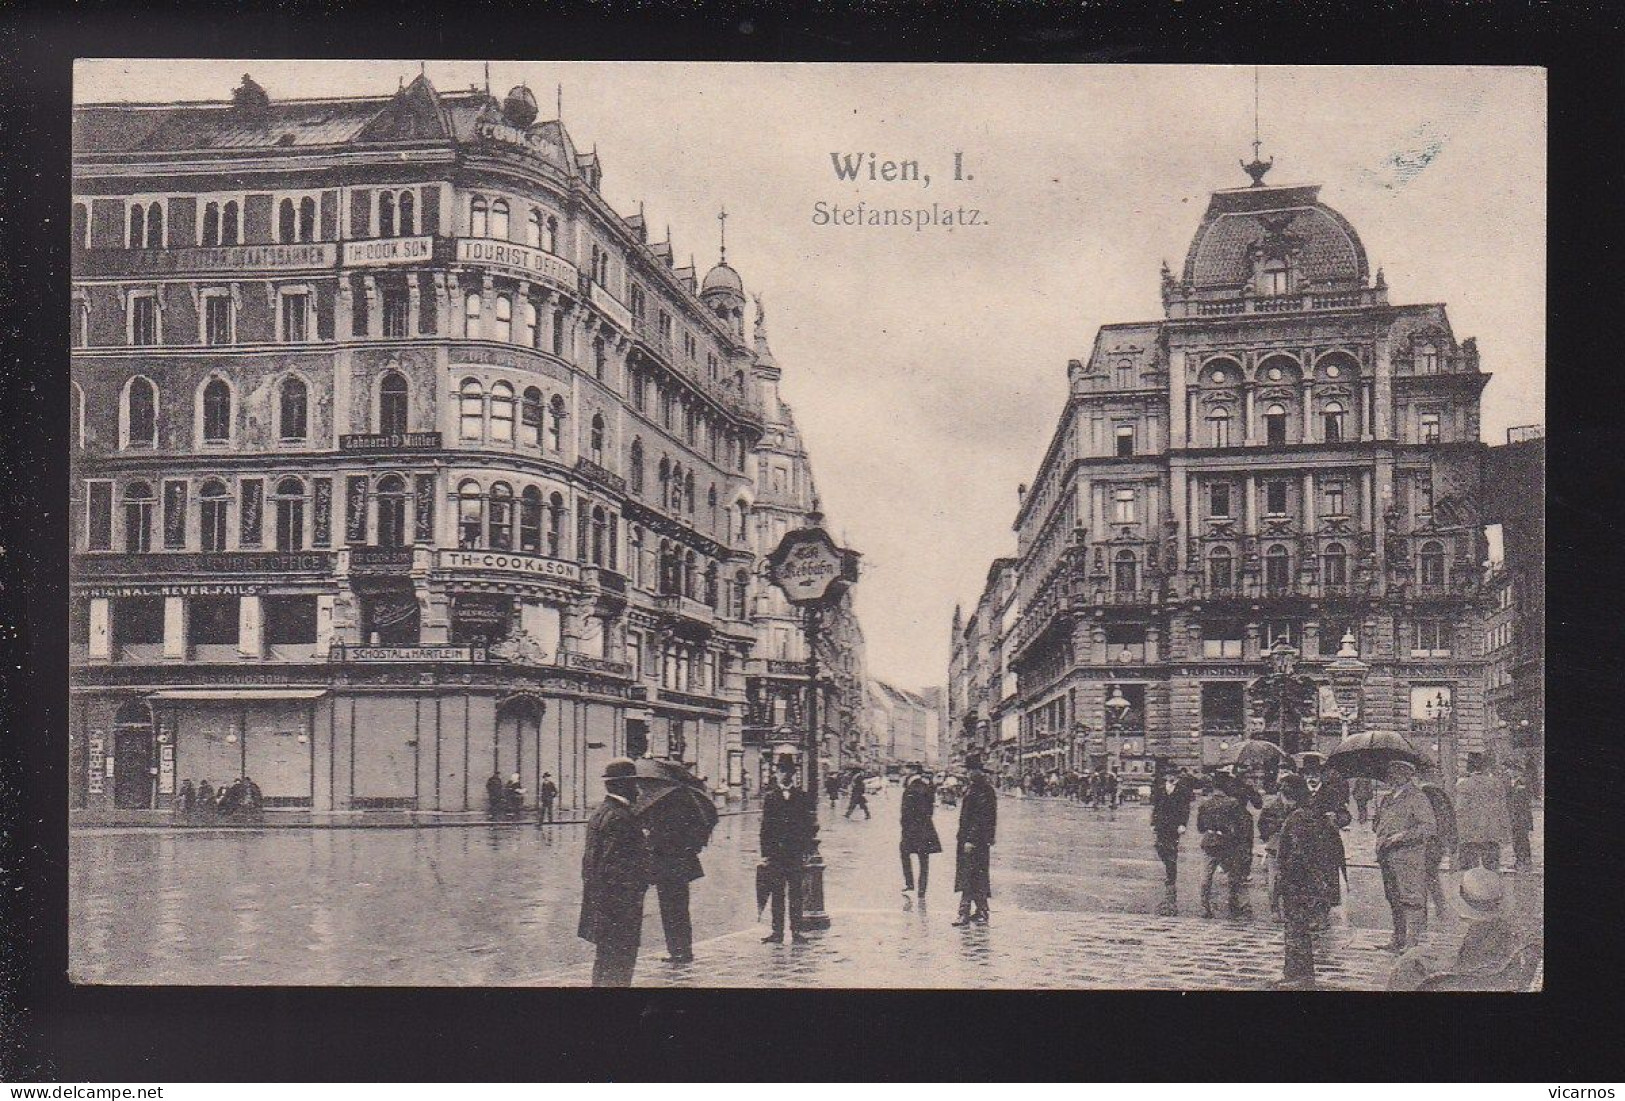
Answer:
[438, 549, 582, 582]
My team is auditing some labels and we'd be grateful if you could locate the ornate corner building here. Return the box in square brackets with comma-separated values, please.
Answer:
[957, 165, 1498, 784]
[69, 73, 855, 816]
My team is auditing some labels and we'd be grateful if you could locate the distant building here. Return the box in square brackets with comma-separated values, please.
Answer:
[867, 680, 935, 767]
[946, 557, 1019, 779]
[1483, 427, 1544, 789]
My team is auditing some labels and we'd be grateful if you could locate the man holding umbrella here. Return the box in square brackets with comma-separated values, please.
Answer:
[638, 758, 717, 965]
[1374, 758, 1438, 951]
[577, 758, 651, 986]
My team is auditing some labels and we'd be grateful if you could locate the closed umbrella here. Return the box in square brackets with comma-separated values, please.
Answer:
[1326, 729, 1431, 780]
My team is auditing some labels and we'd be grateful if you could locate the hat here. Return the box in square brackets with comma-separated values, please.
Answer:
[1385, 758, 1418, 778]
[1297, 752, 1326, 774]
[1280, 773, 1310, 802]
[1455, 867, 1507, 922]
[964, 753, 985, 771]
[602, 757, 638, 781]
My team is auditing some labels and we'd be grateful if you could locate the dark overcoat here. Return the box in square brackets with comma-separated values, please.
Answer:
[645, 793, 708, 885]
[1277, 805, 1343, 911]
[578, 796, 650, 946]
[1150, 776, 1197, 840]
[954, 776, 997, 896]
[899, 776, 943, 855]
[760, 785, 818, 867]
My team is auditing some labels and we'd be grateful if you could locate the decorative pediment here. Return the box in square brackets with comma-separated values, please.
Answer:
[1322, 517, 1353, 535]
[1207, 520, 1237, 538]
[1258, 386, 1298, 403]
[1263, 518, 1295, 537]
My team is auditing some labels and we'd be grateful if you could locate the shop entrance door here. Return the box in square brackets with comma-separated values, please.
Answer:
[113, 726, 154, 808]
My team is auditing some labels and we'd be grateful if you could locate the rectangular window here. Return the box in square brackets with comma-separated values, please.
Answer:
[1412, 619, 1451, 657]
[129, 293, 159, 346]
[1323, 481, 1346, 517]
[551, 312, 565, 357]
[280, 292, 310, 343]
[189, 596, 240, 646]
[264, 595, 318, 646]
[1265, 481, 1288, 516]
[1115, 424, 1135, 457]
[1209, 483, 1231, 518]
[202, 292, 233, 346]
[1416, 473, 1434, 517]
[1200, 682, 1245, 738]
[628, 630, 644, 680]
[1112, 488, 1136, 524]
[113, 596, 165, 646]
[86, 480, 113, 551]
[1263, 620, 1298, 651]
[382, 288, 409, 339]
[1202, 620, 1243, 659]
[1420, 411, 1441, 444]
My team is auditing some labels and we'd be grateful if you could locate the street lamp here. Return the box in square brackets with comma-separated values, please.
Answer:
[1105, 685, 1130, 771]
[1424, 689, 1454, 788]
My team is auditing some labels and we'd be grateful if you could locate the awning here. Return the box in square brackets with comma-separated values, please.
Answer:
[146, 688, 328, 701]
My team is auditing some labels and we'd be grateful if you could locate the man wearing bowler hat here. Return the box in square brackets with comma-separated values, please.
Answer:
[759, 754, 818, 944]
[951, 753, 997, 926]
[578, 758, 651, 986]
[1373, 758, 1438, 951]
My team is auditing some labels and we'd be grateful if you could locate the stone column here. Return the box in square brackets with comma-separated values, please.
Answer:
[1301, 381, 1314, 441]
[406, 274, 421, 337]
[1245, 475, 1259, 536]
[1302, 471, 1316, 530]
[238, 594, 264, 659]
[361, 275, 379, 340]
[163, 596, 187, 660]
[89, 597, 111, 662]
[316, 594, 336, 652]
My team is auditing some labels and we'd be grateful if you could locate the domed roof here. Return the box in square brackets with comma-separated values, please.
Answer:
[1181, 183, 1368, 290]
[701, 260, 743, 297]
[502, 85, 538, 128]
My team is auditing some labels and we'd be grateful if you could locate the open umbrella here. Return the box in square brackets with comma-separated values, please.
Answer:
[1229, 738, 1287, 773]
[629, 757, 719, 843]
[1326, 729, 1432, 780]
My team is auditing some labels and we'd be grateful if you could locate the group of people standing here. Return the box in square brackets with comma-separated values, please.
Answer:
[172, 776, 262, 822]
[1023, 768, 1120, 806]
[484, 771, 560, 823]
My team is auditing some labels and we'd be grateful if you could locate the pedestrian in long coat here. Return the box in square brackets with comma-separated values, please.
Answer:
[1196, 771, 1255, 920]
[844, 771, 871, 819]
[1456, 753, 1511, 871]
[1374, 759, 1438, 951]
[1418, 774, 1456, 922]
[1501, 762, 1534, 869]
[952, 755, 997, 925]
[1150, 759, 1198, 915]
[578, 758, 651, 986]
[646, 786, 709, 964]
[759, 758, 819, 944]
[1273, 773, 1344, 989]
[899, 764, 943, 897]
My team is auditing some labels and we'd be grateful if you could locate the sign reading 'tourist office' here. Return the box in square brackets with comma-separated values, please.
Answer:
[766, 527, 859, 607]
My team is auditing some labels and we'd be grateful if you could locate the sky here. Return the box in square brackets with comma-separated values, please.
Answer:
[75, 61, 1546, 691]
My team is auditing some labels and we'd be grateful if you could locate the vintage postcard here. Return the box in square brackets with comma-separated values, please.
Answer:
[66, 60, 1543, 992]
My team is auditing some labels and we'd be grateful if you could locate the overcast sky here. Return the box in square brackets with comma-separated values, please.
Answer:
[76, 61, 1545, 691]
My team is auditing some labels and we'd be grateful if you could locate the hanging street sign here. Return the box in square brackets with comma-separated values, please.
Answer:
[766, 526, 860, 608]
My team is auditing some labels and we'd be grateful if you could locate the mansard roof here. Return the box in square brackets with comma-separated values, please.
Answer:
[1181, 183, 1368, 290]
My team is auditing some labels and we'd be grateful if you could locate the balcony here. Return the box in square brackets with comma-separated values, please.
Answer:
[574, 456, 626, 496]
[585, 278, 634, 332]
[656, 592, 716, 629]
[1167, 285, 1387, 320]
[1082, 587, 1164, 608]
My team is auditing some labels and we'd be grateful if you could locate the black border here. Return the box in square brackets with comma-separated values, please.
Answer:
[4, 0, 1623, 1083]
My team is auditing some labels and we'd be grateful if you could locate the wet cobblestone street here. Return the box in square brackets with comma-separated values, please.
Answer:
[71, 789, 1540, 988]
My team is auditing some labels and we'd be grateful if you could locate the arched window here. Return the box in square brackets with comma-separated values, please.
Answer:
[278, 376, 308, 441]
[464, 291, 482, 340]
[732, 570, 749, 619]
[299, 196, 317, 242]
[547, 395, 566, 451]
[201, 202, 220, 247]
[488, 483, 514, 550]
[273, 477, 306, 551]
[736, 501, 750, 543]
[546, 493, 566, 557]
[683, 550, 698, 599]
[1265, 544, 1292, 591]
[684, 470, 695, 515]
[378, 191, 395, 237]
[489, 382, 514, 443]
[704, 561, 719, 608]
[522, 300, 537, 347]
[1264, 402, 1288, 446]
[490, 200, 509, 240]
[125, 376, 157, 449]
[379, 371, 409, 435]
[527, 210, 542, 248]
[658, 457, 671, 502]
[202, 378, 232, 443]
[397, 191, 414, 237]
[279, 197, 298, 242]
[591, 506, 607, 566]
[1321, 543, 1348, 587]
[470, 196, 489, 238]
[519, 487, 543, 553]
[544, 216, 558, 253]
[520, 387, 543, 448]
[494, 294, 512, 343]
[457, 480, 483, 548]
[707, 484, 718, 529]
[629, 439, 645, 494]
[459, 378, 484, 440]
[1208, 546, 1233, 591]
[376, 475, 408, 548]
[123, 482, 154, 553]
[199, 479, 229, 552]
[594, 338, 607, 381]
[127, 203, 144, 249]
[629, 526, 644, 587]
[1419, 541, 1446, 586]
[589, 413, 605, 464]
[1207, 407, 1233, 448]
[221, 200, 240, 245]
[1322, 401, 1346, 443]
[1113, 549, 1138, 593]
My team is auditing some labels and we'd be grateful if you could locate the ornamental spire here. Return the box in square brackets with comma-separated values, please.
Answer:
[1240, 65, 1274, 187]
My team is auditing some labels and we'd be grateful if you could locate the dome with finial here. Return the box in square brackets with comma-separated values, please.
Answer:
[503, 85, 538, 128]
[1181, 181, 1369, 291]
[702, 260, 743, 296]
